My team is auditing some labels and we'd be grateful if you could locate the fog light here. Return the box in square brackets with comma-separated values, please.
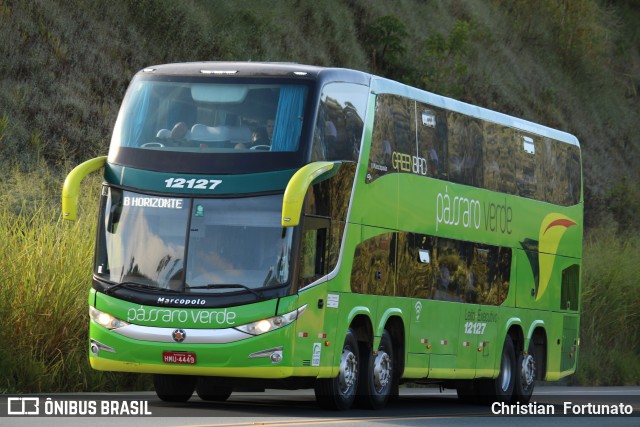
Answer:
[89, 338, 116, 355]
[270, 351, 283, 364]
[249, 346, 284, 362]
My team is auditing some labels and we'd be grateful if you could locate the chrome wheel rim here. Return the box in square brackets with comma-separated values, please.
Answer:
[338, 347, 357, 395]
[500, 350, 512, 392]
[521, 354, 536, 388]
[373, 351, 392, 393]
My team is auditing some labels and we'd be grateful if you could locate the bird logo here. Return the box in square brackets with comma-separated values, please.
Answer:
[519, 213, 576, 300]
[536, 213, 576, 300]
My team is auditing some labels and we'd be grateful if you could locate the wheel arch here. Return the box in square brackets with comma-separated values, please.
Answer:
[508, 323, 525, 355]
[349, 313, 374, 346]
[383, 315, 406, 379]
[502, 318, 524, 353]
[528, 325, 548, 381]
[494, 319, 524, 375]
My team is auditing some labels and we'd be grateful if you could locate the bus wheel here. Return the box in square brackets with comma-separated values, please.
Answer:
[356, 330, 394, 409]
[513, 341, 536, 403]
[314, 328, 359, 410]
[153, 374, 196, 402]
[476, 335, 516, 404]
[196, 377, 233, 402]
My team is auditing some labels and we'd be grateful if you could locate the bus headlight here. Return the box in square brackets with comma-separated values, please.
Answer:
[89, 306, 129, 330]
[235, 305, 307, 336]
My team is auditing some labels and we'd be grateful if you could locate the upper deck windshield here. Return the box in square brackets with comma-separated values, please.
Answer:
[108, 75, 312, 174]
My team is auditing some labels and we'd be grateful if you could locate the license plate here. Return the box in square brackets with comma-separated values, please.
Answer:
[162, 351, 196, 365]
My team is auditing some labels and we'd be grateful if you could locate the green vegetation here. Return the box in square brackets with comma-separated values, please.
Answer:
[574, 228, 640, 385]
[0, 0, 638, 391]
[0, 168, 150, 392]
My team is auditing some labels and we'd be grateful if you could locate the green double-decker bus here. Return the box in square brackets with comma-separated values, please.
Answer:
[63, 62, 582, 410]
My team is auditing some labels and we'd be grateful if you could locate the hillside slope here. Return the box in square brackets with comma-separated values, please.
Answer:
[0, 0, 639, 392]
[0, 0, 638, 228]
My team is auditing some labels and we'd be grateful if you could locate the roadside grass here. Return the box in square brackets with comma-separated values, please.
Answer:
[572, 227, 640, 385]
[0, 166, 149, 393]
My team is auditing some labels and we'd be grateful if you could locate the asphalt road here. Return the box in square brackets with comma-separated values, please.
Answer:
[2, 386, 639, 427]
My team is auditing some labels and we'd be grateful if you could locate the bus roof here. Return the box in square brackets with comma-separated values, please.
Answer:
[138, 62, 579, 148]
[139, 62, 371, 86]
[370, 77, 581, 147]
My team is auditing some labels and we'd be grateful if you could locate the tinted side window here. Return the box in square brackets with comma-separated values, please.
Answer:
[446, 113, 483, 187]
[545, 140, 581, 206]
[543, 137, 564, 204]
[298, 216, 329, 289]
[367, 94, 417, 183]
[350, 232, 396, 296]
[466, 118, 484, 188]
[514, 133, 581, 206]
[560, 264, 580, 311]
[432, 238, 510, 305]
[367, 95, 395, 182]
[566, 144, 581, 205]
[417, 104, 447, 179]
[433, 237, 467, 302]
[482, 122, 516, 194]
[312, 83, 368, 162]
[515, 132, 540, 200]
[352, 231, 511, 305]
[364, 96, 582, 206]
[303, 163, 357, 278]
[396, 233, 436, 298]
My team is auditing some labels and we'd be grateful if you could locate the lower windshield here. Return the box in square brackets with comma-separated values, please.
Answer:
[185, 196, 292, 291]
[95, 188, 292, 293]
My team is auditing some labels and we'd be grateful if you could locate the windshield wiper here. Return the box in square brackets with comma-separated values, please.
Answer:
[104, 281, 181, 296]
[187, 283, 265, 300]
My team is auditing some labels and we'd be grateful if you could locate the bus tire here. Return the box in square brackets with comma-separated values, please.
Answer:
[153, 374, 196, 402]
[477, 335, 516, 404]
[196, 377, 233, 402]
[314, 328, 359, 410]
[356, 329, 394, 410]
[513, 340, 536, 403]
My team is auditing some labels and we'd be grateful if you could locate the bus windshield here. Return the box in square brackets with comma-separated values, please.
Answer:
[113, 77, 308, 152]
[95, 187, 293, 294]
[108, 76, 311, 173]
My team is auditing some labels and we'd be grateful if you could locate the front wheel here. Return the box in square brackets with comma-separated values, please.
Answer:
[153, 374, 196, 402]
[314, 328, 360, 410]
[356, 330, 394, 410]
[477, 335, 516, 404]
[196, 377, 233, 402]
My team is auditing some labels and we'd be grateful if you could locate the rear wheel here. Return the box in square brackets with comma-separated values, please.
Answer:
[356, 330, 394, 409]
[314, 328, 360, 410]
[153, 374, 196, 402]
[513, 340, 536, 403]
[196, 377, 233, 402]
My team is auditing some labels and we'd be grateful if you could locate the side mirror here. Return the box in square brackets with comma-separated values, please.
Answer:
[62, 156, 107, 221]
[281, 161, 334, 227]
